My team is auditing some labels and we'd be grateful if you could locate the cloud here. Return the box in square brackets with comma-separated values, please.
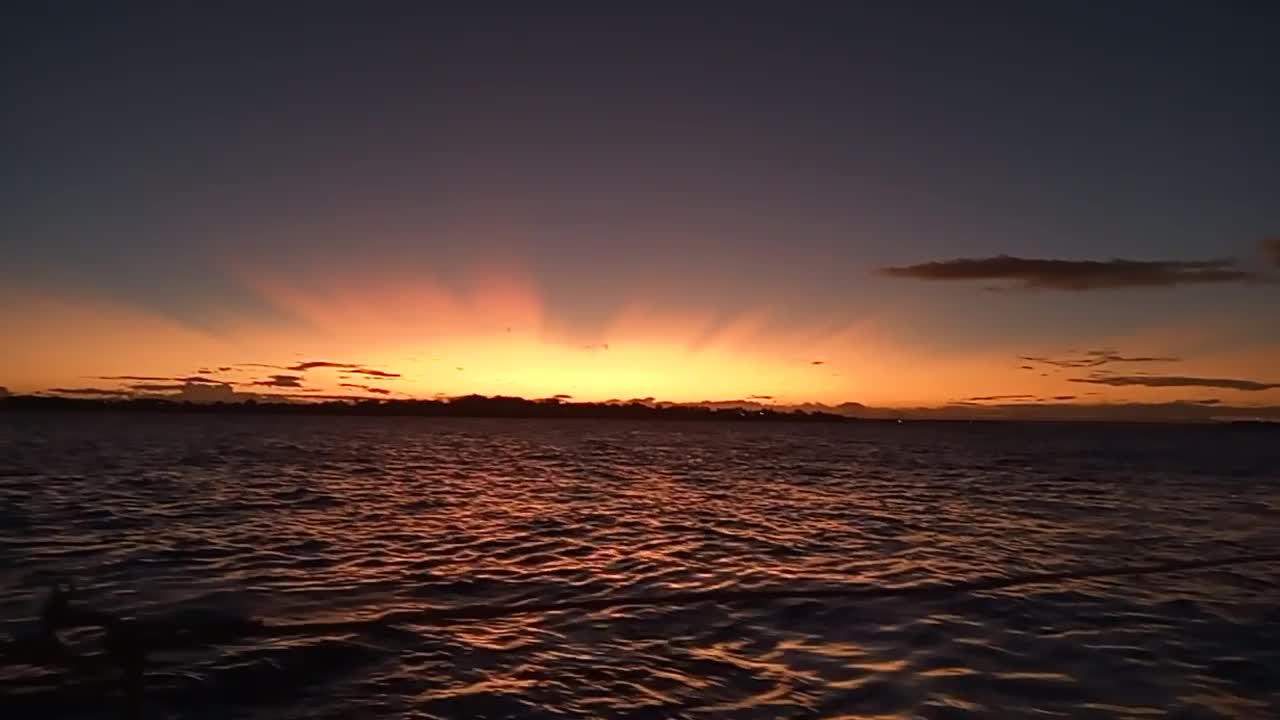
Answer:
[287, 395, 372, 401]
[1082, 350, 1179, 362]
[346, 368, 401, 378]
[99, 374, 228, 384]
[287, 361, 361, 372]
[1069, 375, 1280, 392]
[960, 394, 1076, 403]
[553, 394, 573, 400]
[252, 374, 305, 388]
[1265, 237, 1280, 268]
[879, 255, 1258, 290]
[111, 381, 262, 402]
[748, 394, 775, 400]
[49, 387, 134, 397]
[338, 383, 391, 395]
[234, 361, 399, 378]
[810, 360, 825, 365]
[129, 383, 188, 392]
[174, 382, 256, 403]
[1020, 350, 1180, 369]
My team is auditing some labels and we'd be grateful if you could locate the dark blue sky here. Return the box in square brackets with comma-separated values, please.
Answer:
[3, 2, 1277, 406]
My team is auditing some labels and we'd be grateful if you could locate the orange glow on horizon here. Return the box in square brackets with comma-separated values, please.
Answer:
[3, 261, 1279, 410]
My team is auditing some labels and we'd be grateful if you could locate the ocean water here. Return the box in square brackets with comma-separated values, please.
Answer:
[1, 413, 1278, 719]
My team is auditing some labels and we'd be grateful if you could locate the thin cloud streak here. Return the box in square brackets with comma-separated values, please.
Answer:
[338, 383, 391, 395]
[252, 374, 305, 388]
[288, 361, 361, 371]
[99, 375, 228, 384]
[1020, 350, 1180, 369]
[880, 255, 1258, 290]
[48, 387, 134, 396]
[345, 368, 401, 378]
[1070, 375, 1280, 392]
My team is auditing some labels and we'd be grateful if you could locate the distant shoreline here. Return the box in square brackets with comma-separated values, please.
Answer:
[2, 395, 1277, 426]
[0, 395, 854, 423]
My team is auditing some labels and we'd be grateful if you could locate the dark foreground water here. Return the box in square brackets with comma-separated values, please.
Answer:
[2, 413, 1279, 719]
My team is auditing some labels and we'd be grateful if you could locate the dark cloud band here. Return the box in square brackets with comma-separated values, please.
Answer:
[1070, 375, 1279, 392]
[880, 255, 1257, 290]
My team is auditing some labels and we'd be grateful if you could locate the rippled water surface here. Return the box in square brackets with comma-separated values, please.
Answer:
[2, 413, 1279, 719]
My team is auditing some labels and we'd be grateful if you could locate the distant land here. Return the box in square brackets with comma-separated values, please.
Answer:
[1, 394, 849, 423]
[1, 394, 1277, 424]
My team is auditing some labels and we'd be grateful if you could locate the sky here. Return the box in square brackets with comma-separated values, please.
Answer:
[2, 2, 1278, 417]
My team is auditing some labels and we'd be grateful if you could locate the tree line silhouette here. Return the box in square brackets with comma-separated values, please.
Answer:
[0, 394, 852, 423]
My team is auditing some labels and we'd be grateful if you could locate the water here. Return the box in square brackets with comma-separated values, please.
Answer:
[2, 413, 1279, 719]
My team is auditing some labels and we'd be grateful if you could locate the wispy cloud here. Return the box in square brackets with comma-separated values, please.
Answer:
[1020, 350, 1180, 369]
[880, 255, 1258, 290]
[252, 374, 305, 388]
[99, 374, 227, 384]
[347, 368, 401, 378]
[236, 361, 399, 378]
[965, 394, 1037, 402]
[338, 383, 391, 395]
[49, 387, 134, 396]
[288, 361, 361, 372]
[1069, 375, 1280, 391]
[129, 383, 188, 392]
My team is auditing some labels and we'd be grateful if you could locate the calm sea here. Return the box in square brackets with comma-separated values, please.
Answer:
[2, 413, 1279, 719]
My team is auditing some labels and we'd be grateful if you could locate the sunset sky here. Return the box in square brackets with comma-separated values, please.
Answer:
[3, 3, 1278, 416]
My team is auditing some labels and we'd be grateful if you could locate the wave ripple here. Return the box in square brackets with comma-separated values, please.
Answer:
[2, 415, 1278, 718]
